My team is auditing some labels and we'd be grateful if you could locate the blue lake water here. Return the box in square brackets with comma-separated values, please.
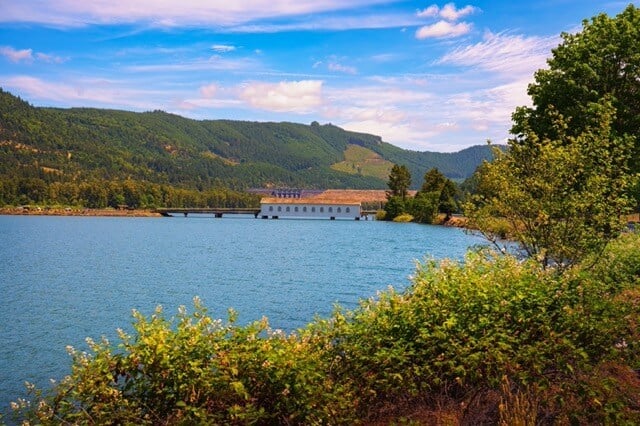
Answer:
[0, 215, 484, 415]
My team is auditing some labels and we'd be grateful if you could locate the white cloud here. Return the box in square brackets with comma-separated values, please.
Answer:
[341, 119, 436, 149]
[199, 83, 218, 98]
[231, 12, 420, 33]
[415, 21, 472, 39]
[417, 3, 479, 21]
[440, 3, 478, 21]
[417, 5, 440, 18]
[0, 46, 66, 64]
[175, 97, 243, 111]
[316, 65, 539, 150]
[2, 76, 164, 110]
[438, 31, 557, 76]
[35, 52, 66, 63]
[329, 84, 433, 108]
[126, 56, 260, 73]
[328, 62, 357, 75]
[0, 0, 401, 28]
[368, 75, 429, 86]
[322, 83, 448, 149]
[445, 87, 512, 126]
[335, 106, 406, 123]
[239, 80, 323, 113]
[211, 44, 236, 53]
[0, 46, 33, 63]
[369, 53, 398, 63]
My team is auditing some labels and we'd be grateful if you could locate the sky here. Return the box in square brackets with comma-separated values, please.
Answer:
[0, 1, 637, 152]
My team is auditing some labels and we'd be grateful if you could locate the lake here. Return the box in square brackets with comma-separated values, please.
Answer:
[0, 215, 484, 414]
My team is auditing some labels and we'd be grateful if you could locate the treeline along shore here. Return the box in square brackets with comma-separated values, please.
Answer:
[0, 206, 162, 217]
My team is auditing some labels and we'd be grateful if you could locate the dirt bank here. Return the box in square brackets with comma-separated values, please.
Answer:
[0, 207, 162, 217]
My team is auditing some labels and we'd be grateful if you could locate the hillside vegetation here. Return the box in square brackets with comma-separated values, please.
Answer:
[0, 89, 494, 207]
[330, 144, 395, 180]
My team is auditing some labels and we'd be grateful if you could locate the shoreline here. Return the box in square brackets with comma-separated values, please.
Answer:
[0, 206, 474, 229]
[7, 208, 632, 230]
[0, 207, 162, 217]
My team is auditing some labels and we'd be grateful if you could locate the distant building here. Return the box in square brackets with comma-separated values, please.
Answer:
[259, 198, 361, 220]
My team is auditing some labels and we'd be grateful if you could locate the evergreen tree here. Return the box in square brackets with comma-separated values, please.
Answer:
[383, 164, 411, 220]
[419, 168, 457, 220]
[387, 164, 411, 201]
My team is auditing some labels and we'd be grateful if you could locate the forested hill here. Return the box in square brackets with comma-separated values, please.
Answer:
[0, 88, 494, 192]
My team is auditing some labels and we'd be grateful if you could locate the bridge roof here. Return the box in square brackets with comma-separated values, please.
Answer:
[260, 197, 360, 206]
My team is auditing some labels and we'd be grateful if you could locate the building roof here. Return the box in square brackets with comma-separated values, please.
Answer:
[260, 197, 360, 206]
[258, 189, 407, 205]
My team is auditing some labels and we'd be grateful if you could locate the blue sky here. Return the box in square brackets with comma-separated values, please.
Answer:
[0, 1, 637, 152]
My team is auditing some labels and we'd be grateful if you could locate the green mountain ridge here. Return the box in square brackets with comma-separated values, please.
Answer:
[0, 88, 495, 192]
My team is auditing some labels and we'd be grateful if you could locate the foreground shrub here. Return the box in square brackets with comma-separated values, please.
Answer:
[14, 299, 353, 425]
[12, 234, 640, 424]
[392, 213, 414, 223]
[317, 234, 640, 422]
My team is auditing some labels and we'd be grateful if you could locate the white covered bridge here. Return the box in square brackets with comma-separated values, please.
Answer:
[259, 198, 362, 220]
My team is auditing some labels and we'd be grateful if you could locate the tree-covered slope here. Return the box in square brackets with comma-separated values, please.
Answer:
[0, 88, 495, 191]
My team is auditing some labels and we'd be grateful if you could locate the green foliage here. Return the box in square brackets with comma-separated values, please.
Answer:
[387, 164, 411, 200]
[13, 233, 640, 424]
[15, 299, 351, 425]
[420, 167, 447, 193]
[374, 143, 500, 185]
[392, 213, 414, 223]
[512, 4, 640, 201]
[383, 195, 407, 220]
[322, 234, 640, 421]
[383, 167, 458, 223]
[408, 191, 439, 224]
[467, 101, 633, 269]
[383, 164, 408, 221]
[0, 177, 260, 209]
[375, 209, 387, 221]
[419, 168, 458, 219]
[330, 144, 394, 180]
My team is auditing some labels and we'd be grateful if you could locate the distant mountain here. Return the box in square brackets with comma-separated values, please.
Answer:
[0, 88, 496, 191]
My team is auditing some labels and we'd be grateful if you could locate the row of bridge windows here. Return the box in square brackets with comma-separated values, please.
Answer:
[268, 206, 351, 214]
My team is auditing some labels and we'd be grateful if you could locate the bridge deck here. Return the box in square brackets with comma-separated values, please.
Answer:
[155, 208, 261, 217]
[155, 208, 378, 218]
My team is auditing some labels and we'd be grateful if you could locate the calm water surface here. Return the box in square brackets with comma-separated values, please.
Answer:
[0, 215, 483, 414]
